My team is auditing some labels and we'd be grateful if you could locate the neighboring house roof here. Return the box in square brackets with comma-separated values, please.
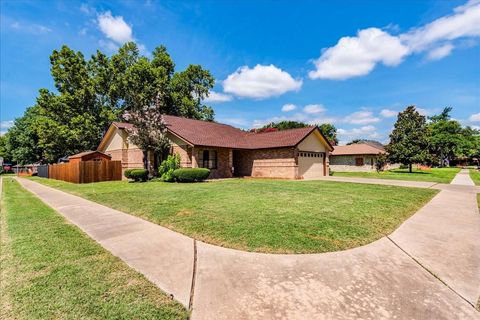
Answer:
[69, 150, 112, 160]
[104, 115, 334, 151]
[331, 143, 385, 156]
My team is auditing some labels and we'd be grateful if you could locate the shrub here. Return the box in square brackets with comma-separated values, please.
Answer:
[375, 154, 387, 172]
[124, 169, 134, 179]
[158, 154, 180, 182]
[126, 168, 148, 182]
[172, 168, 210, 182]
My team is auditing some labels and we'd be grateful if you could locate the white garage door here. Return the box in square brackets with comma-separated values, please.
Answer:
[298, 152, 325, 179]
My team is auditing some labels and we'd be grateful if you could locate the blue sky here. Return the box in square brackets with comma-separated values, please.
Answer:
[1, 0, 479, 144]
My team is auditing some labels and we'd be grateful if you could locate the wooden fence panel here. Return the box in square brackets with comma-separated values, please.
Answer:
[48, 160, 121, 184]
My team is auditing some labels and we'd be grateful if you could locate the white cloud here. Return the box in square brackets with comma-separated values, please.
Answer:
[337, 125, 377, 135]
[401, 0, 480, 52]
[416, 108, 431, 116]
[0, 120, 14, 130]
[309, 1, 480, 80]
[219, 117, 249, 127]
[343, 111, 380, 124]
[8, 19, 51, 34]
[282, 104, 297, 112]
[252, 113, 311, 128]
[380, 109, 398, 118]
[337, 125, 380, 144]
[204, 91, 233, 103]
[303, 104, 325, 114]
[223, 64, 302, 99]
[98, 11, 133, 44]
[309, 28, 409, 80]
[426, 43, 455, 60]
[98, 39, 119, 53]
[469, 112, 480, 122]
[80, 3, 96, 15]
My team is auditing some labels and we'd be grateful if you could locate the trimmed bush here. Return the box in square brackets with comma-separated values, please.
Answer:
[172, 168, 210, 182]
[158, 154, 180, 182]
[124, 169, 134, 179]
[127, 169, 148, 182]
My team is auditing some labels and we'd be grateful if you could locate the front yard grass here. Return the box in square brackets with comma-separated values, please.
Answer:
[332, 167, 460, 184]
[30, 177, 437, 254]
[0, 178, 188, 320]
[470, 169, 480, 186]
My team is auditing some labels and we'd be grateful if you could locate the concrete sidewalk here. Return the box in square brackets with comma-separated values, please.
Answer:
[14, 176, 480, 319]
[451, 168, 475, 186]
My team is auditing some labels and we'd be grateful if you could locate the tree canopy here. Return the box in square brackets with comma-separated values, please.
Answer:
[4, 42, 215, 164]
[428, 107, 479, 166]
[385, 106, 431, 172]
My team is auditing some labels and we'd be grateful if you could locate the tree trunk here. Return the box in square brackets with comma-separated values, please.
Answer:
[409, 163, 412, 173]
[153, 151, 159, 177]
[142, 150, 149, 170]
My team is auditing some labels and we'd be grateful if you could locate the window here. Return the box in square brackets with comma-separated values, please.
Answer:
[299, 152, 324, 158]
[200, 150, 217, 169]
[355, 157, 364, 166]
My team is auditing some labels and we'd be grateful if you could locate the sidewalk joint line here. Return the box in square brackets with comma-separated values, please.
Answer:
[188, 239, 198, 314]
[386, 235, 477, 310]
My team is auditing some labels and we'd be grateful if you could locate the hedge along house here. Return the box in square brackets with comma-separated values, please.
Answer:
[97, 115, 333, 179]
[330, 143, 396, 172]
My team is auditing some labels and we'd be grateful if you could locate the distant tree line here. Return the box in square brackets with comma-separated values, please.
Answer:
[1, 42, 215, 165]
[386, 106, 480, 171]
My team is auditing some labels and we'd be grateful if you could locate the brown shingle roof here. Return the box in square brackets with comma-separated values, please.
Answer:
[111, 115, 333, 150]
[331, 143, 385, 156]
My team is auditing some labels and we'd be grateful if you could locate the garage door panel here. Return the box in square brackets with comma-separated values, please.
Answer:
[298, 152, 324, 179]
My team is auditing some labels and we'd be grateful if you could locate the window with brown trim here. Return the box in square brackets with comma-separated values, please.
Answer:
[355, 157, 364, 166]
[200, 150, 217, 169]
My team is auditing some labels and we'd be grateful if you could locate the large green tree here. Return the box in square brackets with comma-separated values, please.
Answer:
[385, 106, 431, 172]
[5, 42, 215, 164]
[317, 123, 338, 145]
[428, 107, 464, 166]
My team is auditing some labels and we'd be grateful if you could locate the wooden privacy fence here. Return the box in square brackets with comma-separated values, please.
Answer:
[49, 160, 122, 183]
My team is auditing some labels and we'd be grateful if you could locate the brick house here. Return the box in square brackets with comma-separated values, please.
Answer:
[330, 143, 399, 172]
[97, 115, 333, 179]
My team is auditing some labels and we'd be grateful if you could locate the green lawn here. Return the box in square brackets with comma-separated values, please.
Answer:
[331, 167, 460, 184]
[0, 178, 188, 320]
[30, 177, 437, 254]
[470, 169, 480, 186]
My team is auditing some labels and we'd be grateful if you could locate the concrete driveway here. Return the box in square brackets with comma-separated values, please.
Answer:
[13, 170, 480, 319]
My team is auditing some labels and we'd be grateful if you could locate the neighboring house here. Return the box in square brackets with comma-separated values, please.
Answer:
[330, 143, 398, 172]
[97, 115, 333, 179]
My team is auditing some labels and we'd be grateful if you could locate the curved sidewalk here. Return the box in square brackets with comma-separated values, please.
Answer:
[14, 175, 480, 320]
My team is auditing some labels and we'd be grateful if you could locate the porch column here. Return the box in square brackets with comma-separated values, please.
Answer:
[228, 149, 233, 177]
[191, 147, 198, 168]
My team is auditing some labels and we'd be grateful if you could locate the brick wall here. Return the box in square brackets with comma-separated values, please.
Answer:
[194, 147, 233, 179]
[105, 148, 144, 179]
[233, 148, 297, 179]
[171, 143, 193, 167]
